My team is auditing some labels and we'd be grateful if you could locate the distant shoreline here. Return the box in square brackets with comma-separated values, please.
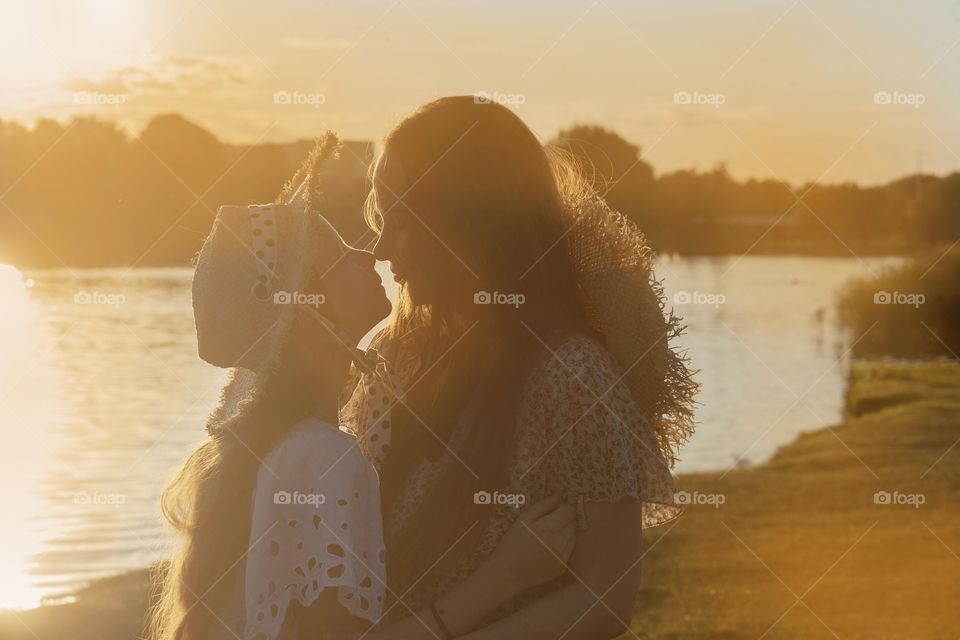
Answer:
[3, 112, 952, 273]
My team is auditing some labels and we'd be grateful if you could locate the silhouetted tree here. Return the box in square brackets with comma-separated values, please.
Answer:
[550, 124, 658, 238]
[0, 114, 953, 267]
[914, 172, 960, 246]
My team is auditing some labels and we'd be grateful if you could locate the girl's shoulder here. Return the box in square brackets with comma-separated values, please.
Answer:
[286, 417, 359, 450]
[260, 418, 373, 485]
[245, 417, 387, 636]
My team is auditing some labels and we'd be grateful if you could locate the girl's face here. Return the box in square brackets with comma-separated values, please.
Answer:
[290, 235, 389, 388]
[309, 222, 391, 345]
[322, 246, 391, 342]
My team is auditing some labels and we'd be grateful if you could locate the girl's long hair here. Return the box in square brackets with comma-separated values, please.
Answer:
[150, 361, 312, 640]
[151, 138, 341, 640]
[364, 96, 595, 593]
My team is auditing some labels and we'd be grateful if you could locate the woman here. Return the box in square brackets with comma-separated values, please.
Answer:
[150, 138, 578, 640]
[343, 97, 698, 639]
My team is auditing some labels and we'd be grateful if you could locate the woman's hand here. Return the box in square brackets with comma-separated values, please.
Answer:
[483, 494, 577, 595]
[378, 495, 577, 640]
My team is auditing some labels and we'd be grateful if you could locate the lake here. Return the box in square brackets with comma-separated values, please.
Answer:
[0, 255, 899, 609]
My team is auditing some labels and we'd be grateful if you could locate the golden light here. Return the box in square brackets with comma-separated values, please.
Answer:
[0, 265, 59, 609]
[0, 1, 144, 94]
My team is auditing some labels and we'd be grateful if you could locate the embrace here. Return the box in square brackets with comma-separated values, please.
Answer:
[151, 96, 698, 640]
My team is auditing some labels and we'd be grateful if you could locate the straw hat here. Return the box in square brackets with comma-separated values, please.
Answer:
[563, 193, 699, 468]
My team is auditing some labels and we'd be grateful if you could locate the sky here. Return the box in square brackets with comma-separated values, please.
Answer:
[1, 0, 959, 185]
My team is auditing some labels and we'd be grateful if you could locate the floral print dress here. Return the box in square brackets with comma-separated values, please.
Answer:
[342, 332, 680, 625]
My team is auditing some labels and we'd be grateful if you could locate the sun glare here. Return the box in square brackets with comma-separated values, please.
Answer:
[0, 265, 57, 610]
[0, 1, 142, 94]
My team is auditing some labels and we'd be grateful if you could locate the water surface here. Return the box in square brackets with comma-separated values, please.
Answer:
[0, 256, 898, 608]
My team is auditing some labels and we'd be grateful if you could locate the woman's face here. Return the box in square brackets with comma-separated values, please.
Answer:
[371, 151, 434, 304]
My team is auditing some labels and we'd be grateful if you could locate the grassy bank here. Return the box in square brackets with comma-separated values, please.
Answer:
[3, 361, 958, 640]
[635, 359, 960, 639]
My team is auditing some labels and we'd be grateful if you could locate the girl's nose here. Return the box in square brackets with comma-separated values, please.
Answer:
[353, 248, 376, 269]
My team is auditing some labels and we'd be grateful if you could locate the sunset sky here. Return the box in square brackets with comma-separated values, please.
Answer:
[2, 0, 959, 184]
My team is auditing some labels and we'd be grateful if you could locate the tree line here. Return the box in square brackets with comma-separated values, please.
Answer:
[0, 114, 956, 268]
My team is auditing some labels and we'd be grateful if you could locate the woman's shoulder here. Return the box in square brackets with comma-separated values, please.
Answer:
[517, 331, 638, 435]
[526, 331, 620, 386]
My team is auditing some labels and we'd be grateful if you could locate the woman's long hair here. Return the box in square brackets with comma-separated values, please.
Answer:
[364, 96, 595, 593]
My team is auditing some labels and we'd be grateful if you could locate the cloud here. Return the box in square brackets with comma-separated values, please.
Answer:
[66, 53, 264, 98]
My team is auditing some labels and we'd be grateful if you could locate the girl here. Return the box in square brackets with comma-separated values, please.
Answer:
[151, 138, 577, 640]
[344, 97, 698, 639]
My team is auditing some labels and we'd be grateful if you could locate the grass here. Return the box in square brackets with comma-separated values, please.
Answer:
[633, 359, 960, 639]
[3, 361, 958, 640]
[837, 246, 960, 359]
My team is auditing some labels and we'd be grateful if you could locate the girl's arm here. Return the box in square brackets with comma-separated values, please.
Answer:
[455, 499, 645, 640]
[379, 494, 577, 639]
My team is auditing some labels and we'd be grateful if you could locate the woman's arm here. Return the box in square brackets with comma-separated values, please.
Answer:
[456, 499, 644, 640]
[379, 494, 577, 639]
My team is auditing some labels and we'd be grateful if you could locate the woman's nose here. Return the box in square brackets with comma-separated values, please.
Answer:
[372, 232, 391, 262]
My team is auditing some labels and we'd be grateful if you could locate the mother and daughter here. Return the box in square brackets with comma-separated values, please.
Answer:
[151, 96, 697, 640]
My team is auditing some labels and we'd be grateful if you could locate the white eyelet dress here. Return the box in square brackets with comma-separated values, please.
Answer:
[241, 418, 386, 640]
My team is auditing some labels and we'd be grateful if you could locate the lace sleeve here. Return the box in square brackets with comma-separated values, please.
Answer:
[244, 428, 386, 639]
